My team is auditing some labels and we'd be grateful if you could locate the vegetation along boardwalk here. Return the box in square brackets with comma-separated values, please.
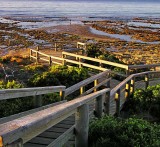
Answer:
[0, 45, 160, 146]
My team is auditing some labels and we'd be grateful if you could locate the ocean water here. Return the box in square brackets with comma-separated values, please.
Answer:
[0, 0, 160, 20]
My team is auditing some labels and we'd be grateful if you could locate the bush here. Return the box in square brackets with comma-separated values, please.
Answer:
[86, 44, 102, 58]
[121, 84, 160, 120]
[28, 65, 89, 87]
[89, 116, 160, 147]
[0, 80, 33, 117]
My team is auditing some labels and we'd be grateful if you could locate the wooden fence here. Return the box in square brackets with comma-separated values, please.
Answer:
[0, 70, 111, 146]
[0, 88, 110, 147]
[0, 70, 159, 146]
[110, 70, 160, 116]
[30, 49, 160, 76]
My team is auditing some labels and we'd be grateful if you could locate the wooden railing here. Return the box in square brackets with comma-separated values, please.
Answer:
[0, 70, 159, 146]
[110, 71, 160, 116]
[29, 48, 160, 77]
[62, 51, 160, 75]
[65, 70, 110, 97]
[0, 88, 110, 147]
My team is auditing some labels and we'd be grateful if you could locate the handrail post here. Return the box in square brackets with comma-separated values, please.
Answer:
[49, 56, 52, 66]
[125, 82, 130, 99]
[145, 74, 149, 89]
[104, 80, 110, 115]
[8, 138, 23, 147]
[30, 49, 32, 61]
[104, 86, 110, 115]
[55, 42, 57, 51]
[95, 94, 103, 118]
[115, 89, 120, 116]
[94, 79, 98, 92]
[80, 86, 85, 95]
[75, 104, 89, 147]
[62, 54, 66, 66]
[130, 77, 135, 95]
[60, 90, 65, 100]
[34, 95, 42, 108]
[36, 51, 39, 64]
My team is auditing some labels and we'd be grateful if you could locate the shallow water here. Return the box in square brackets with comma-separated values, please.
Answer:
[89, 27, 160, 44]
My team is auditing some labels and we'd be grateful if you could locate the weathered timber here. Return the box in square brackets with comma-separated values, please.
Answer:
[0, 86, 66, 100]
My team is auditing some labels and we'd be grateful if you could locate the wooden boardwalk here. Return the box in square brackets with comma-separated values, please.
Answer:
[0, 47, 160, 146]
[23, 78, 160, 147]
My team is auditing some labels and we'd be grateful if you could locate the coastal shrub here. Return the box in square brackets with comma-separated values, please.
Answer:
[121, 84, 160, 120]
[0, 80, 34, 118]
[86, 44, 102, 58]
[28, 65, 89, 88]
[89, 116, 160, 147]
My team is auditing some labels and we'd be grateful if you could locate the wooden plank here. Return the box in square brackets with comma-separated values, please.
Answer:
[24, 142, 46, 147]
[0, 86, 66, 100]
[28, 137, 53, 145]
[47, 126, 75, 147]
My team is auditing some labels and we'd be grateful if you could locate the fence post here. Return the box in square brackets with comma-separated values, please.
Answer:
[94, 79, 98, 92]
[104, 90, 110, 115]
[8, 138, 23, 147]
[95, 94, 103, 118]
[30, 49, 32, 61]
[115, 89, 120, 116]
[99, 62, 103, 68]
[49, 56, 52, 66]
[34, 95, 42, 108]
[125, 82, 130, 99]
[60, 90, 65, 100]
[36, 51, 39, 64]
[62, 54, 66, 66]
[145, 74, 149, 89]
[80, 86, 85, 95]
[75, 104, 89, 147]
[130, 78, 135, 95]
[55, 42, 57, 51]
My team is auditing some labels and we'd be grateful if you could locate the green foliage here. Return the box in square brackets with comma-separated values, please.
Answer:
[122, 84, 160, 119]
[25, 64, 47, 72]
[0, 80, 23, 89]
[98, 53, 122, 64]
[42, 93, 61, 105]
[86, 44, 102, 58]
[0, 80, 33, 117]
[28, 65, 89, 87]
[89, 116, 160, 147]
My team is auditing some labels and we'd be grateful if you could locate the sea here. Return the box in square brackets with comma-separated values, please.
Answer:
[0, 0, 160, 21]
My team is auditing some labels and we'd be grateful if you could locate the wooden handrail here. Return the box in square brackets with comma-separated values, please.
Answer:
[62, 51, 129, 70]
[0, 86, 66, 100]
[129, 63, 160, 69]
[65, 70, 110, 97]
[111, 71, 160, 97]
[29, 48, 160, 76]
[0, 88, 110, 146]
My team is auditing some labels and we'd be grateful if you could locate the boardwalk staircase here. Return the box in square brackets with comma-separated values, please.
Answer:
[0, 46, 160, 147]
